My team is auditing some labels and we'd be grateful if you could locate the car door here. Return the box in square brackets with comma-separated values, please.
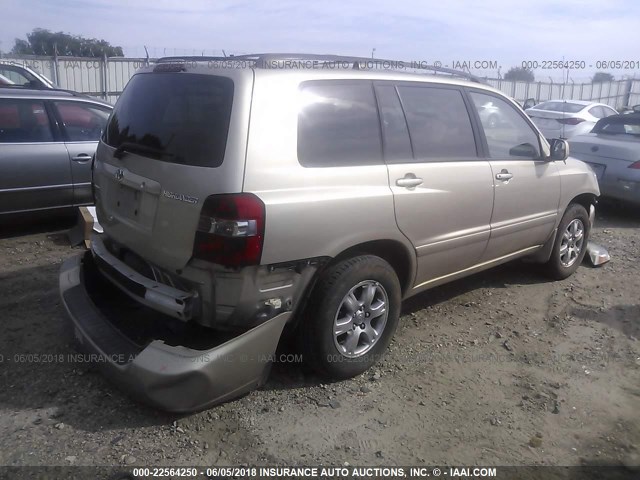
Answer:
[52, 100, 111, 206]
[377, 83, 494, 288]
[467, 91, 561, 261]
[0, 97, 73, 215]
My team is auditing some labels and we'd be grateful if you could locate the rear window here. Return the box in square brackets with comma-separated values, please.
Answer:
[534, 101, 585, 113]
[105, 73, 233, 167]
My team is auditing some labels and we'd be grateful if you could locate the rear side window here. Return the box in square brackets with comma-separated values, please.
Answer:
[375, 85, 413, 162]
[297, 81, 382, 167]
[588, 106, 605, 119]
[54, 101, 111, 142]
[396, 86, 477, 160]
[0, 99, 53, 143]
[105, 73, 233, 167]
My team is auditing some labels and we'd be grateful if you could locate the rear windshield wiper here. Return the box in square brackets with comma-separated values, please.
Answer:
[113, 142, 174, 160]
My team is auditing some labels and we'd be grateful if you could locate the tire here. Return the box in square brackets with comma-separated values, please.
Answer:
[544, 203, 590, 280]
[299, 255, 401, 379]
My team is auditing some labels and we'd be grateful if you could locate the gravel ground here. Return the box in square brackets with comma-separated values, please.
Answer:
[0, 203, 638, 476]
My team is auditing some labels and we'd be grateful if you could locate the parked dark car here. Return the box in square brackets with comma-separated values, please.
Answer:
[0, 87, 112, 216]
[570, 113, 640, 206]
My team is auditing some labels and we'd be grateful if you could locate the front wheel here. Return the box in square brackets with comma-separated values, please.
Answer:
[299, 255, 401, 379]
[544, 203, 590, 280]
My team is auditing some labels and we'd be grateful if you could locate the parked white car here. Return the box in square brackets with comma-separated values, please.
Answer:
[525, 100, 618, 140]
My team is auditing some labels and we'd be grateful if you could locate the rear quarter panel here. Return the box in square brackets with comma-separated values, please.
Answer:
[242, 71, 416, 271]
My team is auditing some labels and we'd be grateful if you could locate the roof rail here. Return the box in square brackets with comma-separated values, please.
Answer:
[155, 53, 485, 83]
[0, 84, 91, 97]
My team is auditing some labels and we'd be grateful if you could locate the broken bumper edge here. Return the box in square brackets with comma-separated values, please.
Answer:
[59, 253, 290, 413]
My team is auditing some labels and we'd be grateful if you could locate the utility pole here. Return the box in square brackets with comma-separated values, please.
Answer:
[371, 48, 376, 59]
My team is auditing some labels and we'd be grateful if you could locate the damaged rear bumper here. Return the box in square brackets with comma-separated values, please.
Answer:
[59, 253, 290, 412]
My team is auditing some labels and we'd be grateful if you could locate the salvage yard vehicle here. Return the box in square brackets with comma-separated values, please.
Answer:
[525, 99, 618, 140]
[59, 54, 601, 412]
[0, 62, 56, 89]
[0, 87, 112, 216]
[570, 113, 640, 206]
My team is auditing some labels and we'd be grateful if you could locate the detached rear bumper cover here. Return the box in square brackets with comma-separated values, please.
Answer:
[59, 253, 290, 412]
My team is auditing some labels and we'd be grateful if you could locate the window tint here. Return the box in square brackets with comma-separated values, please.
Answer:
[0, 99, 53, 143]
[55, 101, 110, 142]
[470, 92, 541, 160]
[396, 86, 476, 159]
[297, 82, 382, 167]
[375, 85, 412, 162]
[105, 73, 233, 167]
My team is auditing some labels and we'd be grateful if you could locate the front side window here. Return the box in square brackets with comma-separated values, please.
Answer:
[470, 92, 541, 160]
[297, 82, 382, 167]
[54, 101, 111, 142]
[0, 99, 53, 143]
[396, 86, 477, 160]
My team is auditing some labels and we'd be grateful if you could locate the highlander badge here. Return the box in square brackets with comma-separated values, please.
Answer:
[163, 190, 199, 205]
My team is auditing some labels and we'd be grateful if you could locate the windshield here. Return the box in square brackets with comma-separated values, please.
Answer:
[104, 72, 234, 167]
[592, 116, 640, 136]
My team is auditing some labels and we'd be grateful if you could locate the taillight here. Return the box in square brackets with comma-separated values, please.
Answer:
[556, 117, 585, 125]
[192, 193, 265, 268]
[629, 161, 640, 169]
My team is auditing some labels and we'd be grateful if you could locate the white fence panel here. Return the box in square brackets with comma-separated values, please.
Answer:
[2, 54, 638, 109]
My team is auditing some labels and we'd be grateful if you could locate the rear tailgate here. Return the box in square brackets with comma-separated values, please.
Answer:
[94, 66, 254, 271]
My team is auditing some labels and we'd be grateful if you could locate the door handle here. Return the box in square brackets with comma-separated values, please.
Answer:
[396, 174, 423, 188]
[495, 170, 513, 181]
[72, 154, 92, 162]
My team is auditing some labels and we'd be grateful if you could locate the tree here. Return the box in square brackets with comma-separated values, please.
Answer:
[592, 72, 614, 83]
[504, 67, 535, 82]
[10, 28, 124, 57]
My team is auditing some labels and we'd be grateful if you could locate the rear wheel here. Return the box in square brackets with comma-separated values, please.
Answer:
[544, 203, 590, 280]
[299, 255, 401, 379]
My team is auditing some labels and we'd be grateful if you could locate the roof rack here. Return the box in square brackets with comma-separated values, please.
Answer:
[156, 53, 484, 83]
[0, 84, 88, 96]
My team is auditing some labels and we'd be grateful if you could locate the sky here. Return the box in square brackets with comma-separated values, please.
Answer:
[2, 0, 640, 81]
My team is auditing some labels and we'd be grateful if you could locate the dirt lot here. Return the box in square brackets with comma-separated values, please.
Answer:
[0, 203, 638, 475]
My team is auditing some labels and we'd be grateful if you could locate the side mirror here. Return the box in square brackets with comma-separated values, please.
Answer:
[523, 98, 537, 110]
[549, 138, 569, 161]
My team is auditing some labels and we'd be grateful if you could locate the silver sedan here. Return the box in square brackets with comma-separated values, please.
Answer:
[569, 114, 640, 206]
